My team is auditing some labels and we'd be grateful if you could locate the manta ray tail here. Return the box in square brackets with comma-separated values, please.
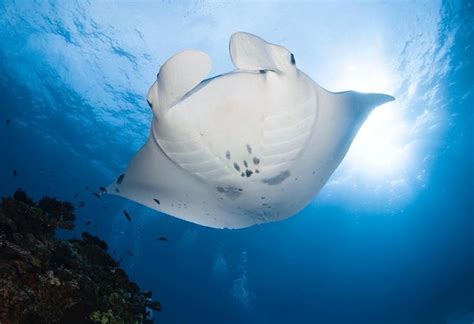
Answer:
[147, 50, 212, 115]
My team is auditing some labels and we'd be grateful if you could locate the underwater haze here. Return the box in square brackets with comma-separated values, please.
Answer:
[1, 0, 473, 323]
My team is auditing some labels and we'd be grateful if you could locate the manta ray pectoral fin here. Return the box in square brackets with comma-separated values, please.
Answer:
[229, 32, 295, 73]
[359, 92, 395, 110]
[151, 50, 212, 114]
[335, 90, 395, 116]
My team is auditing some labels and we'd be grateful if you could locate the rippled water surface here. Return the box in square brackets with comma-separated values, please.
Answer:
[1, 1, 473, 323]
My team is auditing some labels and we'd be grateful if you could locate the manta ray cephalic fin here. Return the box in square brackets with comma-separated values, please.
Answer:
[147, 50, 212, 114]
[229, 32, 295, 73]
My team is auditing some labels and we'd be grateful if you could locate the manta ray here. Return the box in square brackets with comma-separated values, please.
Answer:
[108, 32, 394, 229]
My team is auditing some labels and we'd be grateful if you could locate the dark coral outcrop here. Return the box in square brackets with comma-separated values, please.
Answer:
[0, 190, 160, 323]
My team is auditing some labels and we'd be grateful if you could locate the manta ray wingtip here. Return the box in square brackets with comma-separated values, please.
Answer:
[358, 92, 395, 111]
[384, 94, 396, 103]
[376, 93, 395, 108]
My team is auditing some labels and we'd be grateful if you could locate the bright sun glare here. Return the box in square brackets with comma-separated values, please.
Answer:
[336, 58, 412, 180]
[348, 106, 411, 175]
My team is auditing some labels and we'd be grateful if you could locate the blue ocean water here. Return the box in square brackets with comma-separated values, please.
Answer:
[0, 1, 473, 323]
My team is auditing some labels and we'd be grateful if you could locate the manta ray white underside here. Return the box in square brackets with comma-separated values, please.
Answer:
[108, 32, 394, 229]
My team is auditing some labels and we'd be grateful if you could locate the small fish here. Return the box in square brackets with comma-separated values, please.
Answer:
[6, 119, 10, 125]
[153, 198, 160, 205]
[158, 237, 168, 242]
[93, 193, 101, 198]
[127, 251, 134, 256]
[113, 250, 116, 255]
[123, 210, 131, 222]
[78, 201, 85, 208]
[101, 206, 108, 210]
[85, 186, 89, 190]
[116, 174, 125, 184]
[12, 170, 17, 177]
[99, 186, 107, 192]
[85, 221, 91, 225]
[49, 173, 55, 178]
[73, 192, 79, 198]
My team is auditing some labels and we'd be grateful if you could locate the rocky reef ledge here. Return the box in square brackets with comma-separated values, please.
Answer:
[0, 190, 160, 323]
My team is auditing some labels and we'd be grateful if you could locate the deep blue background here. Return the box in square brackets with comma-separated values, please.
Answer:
[1, 1, 473, 323]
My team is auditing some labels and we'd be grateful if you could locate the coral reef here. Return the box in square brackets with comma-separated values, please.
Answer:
[0, 190, 160, 323]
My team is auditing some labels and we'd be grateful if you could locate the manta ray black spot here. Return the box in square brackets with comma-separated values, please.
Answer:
[241, 172, 245, 177]
[99, 186, 107, 192]
[253, 157, 260, 165]
[245, 170, 253, 178]
[238, 188, 243, 191]
[290, 53, 296, 65]
[225, 150, 231, 159]
[233, 162, 241, 172]
[262, 170, 290, 185]
[246, 144, 252, 154]
[93, 193, 101, 198]
[123, 210, 131, 222]
[255, 169, 260, 173]
[78, 201, 85, 207]
[115, 188, 120, 193]
[261, 196, 265, 200]
[259, 69, 267, 74]
[243, 160, 248, 168]
[153, 198, 160, 205]
[216, 186, 243, 200]
[116, 173, 125, 184]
